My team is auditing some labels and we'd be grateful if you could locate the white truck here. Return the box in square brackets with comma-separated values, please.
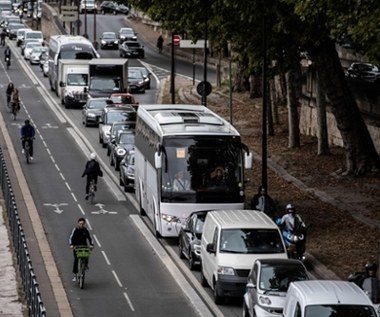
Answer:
[57, 59, 90, 109]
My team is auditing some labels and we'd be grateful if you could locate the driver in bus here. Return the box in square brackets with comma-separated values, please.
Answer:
[172, 170, 190, 191]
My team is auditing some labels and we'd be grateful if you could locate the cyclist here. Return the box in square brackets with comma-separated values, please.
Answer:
[0, 29, 6, 47]
[6, 82, 15, 108]
[21, 120, 36, 160]
[10, 87, 20, 120]
[82, 153, 103, 200]
[69, 217, 94, 282]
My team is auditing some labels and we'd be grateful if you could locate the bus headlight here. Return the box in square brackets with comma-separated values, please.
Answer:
[162, 213, 179, 223]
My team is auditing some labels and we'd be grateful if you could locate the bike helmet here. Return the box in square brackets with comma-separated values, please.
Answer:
[90, 152, 96, 160]
[286, 203, 295, 213]
[365, 262, 378, 274]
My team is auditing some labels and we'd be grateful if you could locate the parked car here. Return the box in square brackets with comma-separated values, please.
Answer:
[100, 31, 119, 49]
[128, 68, 146, 93]
[129, 66, 151, 89]
[110, 130, 135, 170]
[178, 210, 209, 270]
[243, 259, 310, 317]
[98, 105, 136, 147]
[119, 149, 135, 191]
[119, 40, 144, 58]
[23, 41, 42, 60]
[106, 121, 136, 156]
[29, 46, 47, 65]
[118, 27, 137, 42]
[99, 1, 129, 15]
[346, 62, 380, 83]
[82, 98, 111, 127]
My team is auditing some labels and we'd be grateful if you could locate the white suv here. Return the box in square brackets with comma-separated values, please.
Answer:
[80, 0, 97, 13]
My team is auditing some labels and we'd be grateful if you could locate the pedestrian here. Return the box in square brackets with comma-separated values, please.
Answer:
[157, 35, 164, 53]
[69, 217, 94, 282]
[251, 185, 276, 217]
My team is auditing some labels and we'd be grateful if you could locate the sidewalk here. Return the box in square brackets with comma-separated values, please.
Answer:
[0, 203, 24, 316]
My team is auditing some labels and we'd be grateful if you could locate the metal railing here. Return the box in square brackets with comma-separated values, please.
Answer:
[0, 148, 46, 317]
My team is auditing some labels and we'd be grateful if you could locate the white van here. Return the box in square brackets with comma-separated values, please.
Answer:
[283, 280, 379, 317]
[24, 30, 43, 45]
[200, 209, 288, 304]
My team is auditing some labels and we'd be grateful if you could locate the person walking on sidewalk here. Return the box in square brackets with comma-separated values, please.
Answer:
[157, 35, 164, 53]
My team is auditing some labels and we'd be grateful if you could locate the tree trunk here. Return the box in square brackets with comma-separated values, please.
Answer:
[308, 38, 380, 175]
[267, 80, 274, 136]
[269, 78, 279, 125]
[286, 69, 300, 148]
[316, 70, 330, 155]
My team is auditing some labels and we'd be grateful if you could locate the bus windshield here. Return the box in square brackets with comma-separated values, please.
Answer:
[59, 44, 96, 59]
[161, 136, 244, 203]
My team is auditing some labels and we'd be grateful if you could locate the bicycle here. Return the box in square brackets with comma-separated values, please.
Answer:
[5, 56, 10, 69]
[11, 102, 19, 120]
[74, 246, 92, 289]
[88, 179, 96, 204]
[23, 137, 33, 164]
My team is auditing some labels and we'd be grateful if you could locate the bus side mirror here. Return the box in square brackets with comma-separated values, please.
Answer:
[59, 81, 65, 87]
[245, 152, 253, 169]
[154, 152, 162, 169]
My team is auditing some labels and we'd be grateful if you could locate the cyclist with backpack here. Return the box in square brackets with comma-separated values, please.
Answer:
[82, 153, 103, 200]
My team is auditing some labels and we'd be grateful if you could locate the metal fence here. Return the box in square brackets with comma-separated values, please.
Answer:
[0, 148, 46, 317]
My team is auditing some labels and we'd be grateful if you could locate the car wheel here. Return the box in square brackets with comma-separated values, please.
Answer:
[99, 135, 103, 144]
[115, 160, 120, 171]
[200, 266, 208, 287]
[189, 251, 196, 270]
[106, 147, 111, 156]
[178, 239, 185, 259]
[242, 302, 251, 317]
[213, 280, 224, 305]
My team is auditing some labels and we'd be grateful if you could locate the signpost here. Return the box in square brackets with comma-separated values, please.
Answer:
[60, 5, 78, 22]
[180, 40, 209, 85]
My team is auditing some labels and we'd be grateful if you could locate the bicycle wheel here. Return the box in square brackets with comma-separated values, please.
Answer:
[79, 261, 86, 289]
[25, 143, 30, 164]
[89, 192, 94, 204]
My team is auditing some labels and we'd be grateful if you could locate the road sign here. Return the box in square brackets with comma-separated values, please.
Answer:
[173, 35, 181, 46]
[197, 81, 212, 96]
[180, 40, 208, 49]
[60, 5, 78, 22]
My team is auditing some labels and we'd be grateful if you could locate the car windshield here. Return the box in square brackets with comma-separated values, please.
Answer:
[194, 217, 205, 235]
[88, 100, 107, 109]
[67, 74, 88, 86]
[32, 47, 46, 53]
[118, 133, 135, 145]
[259, 264, 309, 292]
[103, 33, 116, 39]
[26, 32, 42, 39]
[305, 305, 377, 317]
[219, 229, 285, 254]
[126, 43, 140, 48]
[121, 29, 134, 35]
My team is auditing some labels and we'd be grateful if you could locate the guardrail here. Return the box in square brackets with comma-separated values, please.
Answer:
[0, 148, 46, 317]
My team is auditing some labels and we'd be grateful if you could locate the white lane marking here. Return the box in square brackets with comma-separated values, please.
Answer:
[112, 270, 122, 287]
[65, 182, 71, 191]
[85, 218, 93, 230]
[78, 204, 85, 215]
[92, 234, 101, 247]
[71, 192, 78, 203]
[130, 215, 216, 317]
[101, 250, 111, 265]
[123, 292, 135, 312]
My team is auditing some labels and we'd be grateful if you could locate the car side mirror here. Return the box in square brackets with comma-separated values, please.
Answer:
[246, 282, 256, 290]
[206, 243, 216, 254]
[59, 81, 65, 87]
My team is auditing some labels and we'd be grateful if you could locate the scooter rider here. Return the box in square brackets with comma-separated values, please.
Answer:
[278, 203, 306, 248]
[4, 45, 11, 64]
[362, 261, 380, 304]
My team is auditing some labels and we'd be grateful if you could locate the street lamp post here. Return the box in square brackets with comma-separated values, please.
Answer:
[202, 1, 208, 107]
[93, 7, 98, 49]
[261, 13, 268, 191]
[84, 0, 87, 36]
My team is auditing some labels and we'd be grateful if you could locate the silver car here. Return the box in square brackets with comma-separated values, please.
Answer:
[23, 41, 42, 60]
[243, 259, 309, 317]
[29, 46, 47, 65]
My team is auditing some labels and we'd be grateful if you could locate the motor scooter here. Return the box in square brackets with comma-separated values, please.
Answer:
[278, 220, 311, 260]
[5, 56, 10, 69]
[348, 272, 380, 304]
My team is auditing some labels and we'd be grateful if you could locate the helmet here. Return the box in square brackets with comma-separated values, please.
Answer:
[286, 203, 295, 213]
[365, 262, 378, 273]
[90, 153, 96, 160]
[24, 119, 30, 125]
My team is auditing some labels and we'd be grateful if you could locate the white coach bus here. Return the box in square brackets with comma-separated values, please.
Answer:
[134, 104, 253, 237]
[48, 35, 99, 93]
